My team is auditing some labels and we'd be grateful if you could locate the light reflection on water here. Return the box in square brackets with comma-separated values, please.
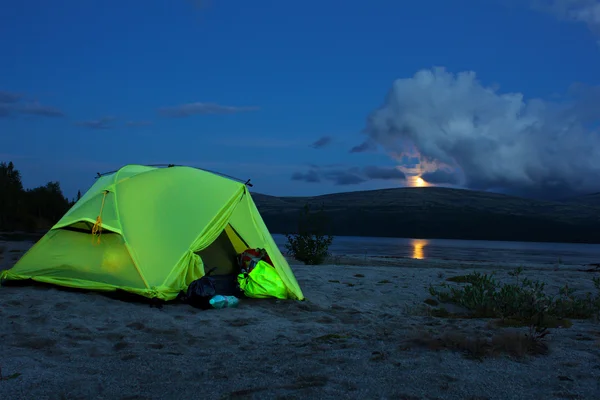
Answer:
[411, 239, 428, 259]
[272, 234, 600, 266]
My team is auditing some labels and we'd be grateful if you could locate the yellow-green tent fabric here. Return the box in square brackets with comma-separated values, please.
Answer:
[0, 165, 304, 301]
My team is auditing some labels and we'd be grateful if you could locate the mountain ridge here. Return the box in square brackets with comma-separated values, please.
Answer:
[250, 186, 600, 244]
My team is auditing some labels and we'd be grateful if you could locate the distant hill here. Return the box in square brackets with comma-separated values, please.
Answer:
[563, 192, 600, 208]
[251, 187, 600, 244]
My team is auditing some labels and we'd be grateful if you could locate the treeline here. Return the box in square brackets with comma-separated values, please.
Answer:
[0, 161, 79, 232]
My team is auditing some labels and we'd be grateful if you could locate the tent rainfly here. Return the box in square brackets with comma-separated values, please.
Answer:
[0, 164, 304, 301]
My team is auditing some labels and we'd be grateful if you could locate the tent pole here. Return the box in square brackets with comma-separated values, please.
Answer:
[94, 164, 253, 186]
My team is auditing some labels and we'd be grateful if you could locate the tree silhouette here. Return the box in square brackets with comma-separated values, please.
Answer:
[0, 161, 71, 231]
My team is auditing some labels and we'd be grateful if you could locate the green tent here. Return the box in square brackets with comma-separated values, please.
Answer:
[0, 165, 304, 301]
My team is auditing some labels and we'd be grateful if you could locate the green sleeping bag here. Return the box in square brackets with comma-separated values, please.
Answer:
[237, 260, 288, 299]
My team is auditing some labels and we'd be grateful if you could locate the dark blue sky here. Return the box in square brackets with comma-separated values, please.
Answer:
[2, 0, 600, 199]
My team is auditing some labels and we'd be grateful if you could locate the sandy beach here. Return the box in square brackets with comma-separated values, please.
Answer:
[1, 239, 599, 400]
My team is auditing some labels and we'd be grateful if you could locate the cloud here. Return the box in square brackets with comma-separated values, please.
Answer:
[0, 90, 64, 118]
[74, 116, 116, 130]
[323, 168, 367, 185]
[291, 170, 321, 183]
[530, 0, 600, 36]
[0, 91, 22, 104]
[355, 67, 600, 199]
[158, 102, 259, 117]
[291, 165, 405, 186]
[421, 169, 460, 185]
[17, 102, 64, 117]
[0, 104, 11, 117]
[310, 136, 333, 149]
[363, 166, 406, 180]
[350, 138, 377, 153]
[126, 120, 153, 127]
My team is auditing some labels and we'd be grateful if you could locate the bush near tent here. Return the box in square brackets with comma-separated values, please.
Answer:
[285, 203, 334, 265]
[0, 164, 304, 302]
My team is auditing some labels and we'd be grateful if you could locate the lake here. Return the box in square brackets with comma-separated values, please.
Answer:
[271, 234, 600, 266]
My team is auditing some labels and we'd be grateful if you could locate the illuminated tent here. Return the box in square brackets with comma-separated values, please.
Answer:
[0, 165, 304, 301]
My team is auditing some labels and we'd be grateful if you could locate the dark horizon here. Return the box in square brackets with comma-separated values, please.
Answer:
[4, 158, 600, 205]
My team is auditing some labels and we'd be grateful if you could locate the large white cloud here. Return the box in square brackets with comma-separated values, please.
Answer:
[355, 67, 600, 198]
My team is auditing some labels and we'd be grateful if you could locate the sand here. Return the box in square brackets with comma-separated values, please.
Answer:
[1, 240, 600, 400]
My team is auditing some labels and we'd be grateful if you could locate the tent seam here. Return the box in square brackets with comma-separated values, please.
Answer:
[112, 183, 151, 290]
[114, 165, 159, 185]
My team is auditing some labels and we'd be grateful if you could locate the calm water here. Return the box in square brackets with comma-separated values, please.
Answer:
[271, 234, 600, 266]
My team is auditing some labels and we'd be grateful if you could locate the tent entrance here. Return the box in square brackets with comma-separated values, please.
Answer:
[196, 224, 248, 276]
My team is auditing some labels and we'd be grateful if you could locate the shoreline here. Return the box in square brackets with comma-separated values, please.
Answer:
[291, 253, 600, 273]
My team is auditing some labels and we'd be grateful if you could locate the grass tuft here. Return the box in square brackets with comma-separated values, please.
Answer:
[493, 316, 573, 329]
[423, 298, 439, 306]
[313, 333, 351, 343]
[0, 366, 22, 381]
[404, 328, 549, 360]
[429, 268, 600, 323]
[424, 267, 600, 358]
[445, 275, 477, 283]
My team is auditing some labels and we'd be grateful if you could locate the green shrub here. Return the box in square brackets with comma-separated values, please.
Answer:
[429, 268, 600, 324]
[285, 203, 334, 265]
